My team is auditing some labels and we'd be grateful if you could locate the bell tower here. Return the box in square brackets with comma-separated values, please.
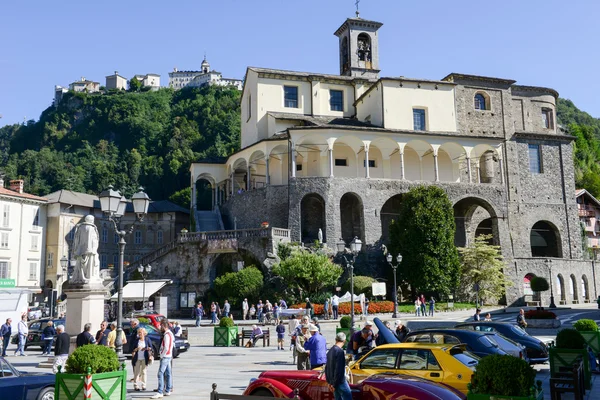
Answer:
[334, 14, 383, 80]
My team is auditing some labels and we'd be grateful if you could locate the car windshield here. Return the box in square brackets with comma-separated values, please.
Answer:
[29, 322, 42, 330]
[478, 335, 497, 348]
[511, 326, 528, 336]
[140, 323, 158, 334]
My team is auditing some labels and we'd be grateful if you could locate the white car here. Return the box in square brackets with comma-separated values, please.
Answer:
[27, 307, 43, 320]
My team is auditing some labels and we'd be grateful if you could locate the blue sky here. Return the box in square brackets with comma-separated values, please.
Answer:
[1, 0, 599, 127]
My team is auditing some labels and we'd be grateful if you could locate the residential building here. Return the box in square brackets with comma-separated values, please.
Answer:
[45, 190, 189, 296]
[54, 85, 69, 106]
[105, 71, 128, 90]
[132, 73, 161, 90]
[69, 77, 100, 93]
[576, 189, 600, 248]
[168, 56, 242, 91]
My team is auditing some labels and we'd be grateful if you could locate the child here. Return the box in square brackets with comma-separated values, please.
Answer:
[276, 320, 286, 350]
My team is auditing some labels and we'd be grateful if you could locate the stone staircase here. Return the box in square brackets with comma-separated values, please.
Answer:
[195, 207, 224, 232]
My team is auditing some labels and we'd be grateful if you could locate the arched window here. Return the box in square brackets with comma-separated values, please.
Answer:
[530, 221, 562, 257]
[474, 93, 487, 110]
[357, 33, 372, 62]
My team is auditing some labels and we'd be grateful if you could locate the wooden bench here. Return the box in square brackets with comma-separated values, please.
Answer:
[526, 301, 541, 307]
[237, 328, 270, 347]
[550, 359, 584, 400]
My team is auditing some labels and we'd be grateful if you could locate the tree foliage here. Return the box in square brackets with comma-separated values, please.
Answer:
[388, 185, 460, 295]
[272, 249, 342, 298]
[214, 267, 263, 306]
[458, 234, 512, 303]
[529, 276, 549, 293]
[342, 275, 377, 298]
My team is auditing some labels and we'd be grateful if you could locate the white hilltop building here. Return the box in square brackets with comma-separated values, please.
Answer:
[168, 56, 242, 90]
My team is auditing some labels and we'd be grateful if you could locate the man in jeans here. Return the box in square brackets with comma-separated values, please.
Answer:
[0, 318, 11, 357]
[326, 332, 351, 400]
[14, 314, 28, 356]
[152, 320, 174, 398]
[193, 303, 203, 327]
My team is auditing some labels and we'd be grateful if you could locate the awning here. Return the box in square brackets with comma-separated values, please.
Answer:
[110, 279, 171, 302]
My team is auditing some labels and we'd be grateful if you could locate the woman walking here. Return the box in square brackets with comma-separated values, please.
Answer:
[414, 297, 421, 317]
[210, 302, 217, 324]
[132, 328, 153, 391]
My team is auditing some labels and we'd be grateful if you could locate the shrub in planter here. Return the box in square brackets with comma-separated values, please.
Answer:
[214, 317, 238, 347]
[219, 316, 235, 328]
[573, 319, 599, 332]
[66, 345, 119, 373]
[339, 316, 352, 329]
[550, 328, 591, 390]
[469, 354, 538, 397]
[524, 310, 556, 319]
[555, 328, 586, 349]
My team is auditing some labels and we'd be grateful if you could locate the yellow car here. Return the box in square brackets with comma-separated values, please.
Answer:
[349, 343, 479, 395]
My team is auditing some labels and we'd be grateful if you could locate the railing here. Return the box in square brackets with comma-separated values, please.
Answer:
[578, 205, 596, 217]
[134, 239, 178, 268]
[272, 228, 290, 239]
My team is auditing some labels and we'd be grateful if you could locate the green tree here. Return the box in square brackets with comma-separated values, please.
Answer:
[529, 276, 549, 304]
[342, 275, 377, 298]
[214, 267, 263, 306]
[458, 234, 512, 303]
[272, 249, 342, 298]
[389, 185, 460, 295]
[128, 77, 142, 92]
[169, 187, 191, 209]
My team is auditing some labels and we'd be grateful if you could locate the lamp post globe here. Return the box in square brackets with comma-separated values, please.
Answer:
[336, 239, 346, 253]
[386, 253, 392, 263]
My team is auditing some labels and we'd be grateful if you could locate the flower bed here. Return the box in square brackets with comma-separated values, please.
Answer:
[525, 310, 557, 319]
[290, 301, 394, 315]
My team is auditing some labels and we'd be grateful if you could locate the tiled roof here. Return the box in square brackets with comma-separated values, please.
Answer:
[0, 187, 47, 202]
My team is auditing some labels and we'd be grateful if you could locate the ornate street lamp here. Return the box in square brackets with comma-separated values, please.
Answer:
[138, 264, 152, 310]
[546, 259, 557, 309]
[386, 252, 402, 318]
[100, 185, 150, 361]
[59, 255, 68, 277]
[337, 237, 362, 337]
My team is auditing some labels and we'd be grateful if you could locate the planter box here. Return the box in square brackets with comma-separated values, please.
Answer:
[579, 330, 600, 354]
[549, 348, 591, 390]
[526, 318, 561, 329]
[214, 326, 238, 347]
[56, 369, 127, 400]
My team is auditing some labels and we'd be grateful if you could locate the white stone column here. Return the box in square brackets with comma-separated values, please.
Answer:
[365, 148, 370, 178]
[265, 158, 270, 186]
[400, 151, 405, 180]
[328, 148, 334, 178]
[466, 157, 472, 183]
[291, 142, 297, 178]
[433, 154, 439, 182]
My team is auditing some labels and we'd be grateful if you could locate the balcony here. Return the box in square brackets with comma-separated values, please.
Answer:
[578, 205, 596, 217]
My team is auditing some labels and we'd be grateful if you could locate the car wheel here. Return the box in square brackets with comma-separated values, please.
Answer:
[37, 386, 54, 400]
[251, 389, 273, 397]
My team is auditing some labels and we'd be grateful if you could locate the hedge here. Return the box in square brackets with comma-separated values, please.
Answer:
[290, 301, 394, 315]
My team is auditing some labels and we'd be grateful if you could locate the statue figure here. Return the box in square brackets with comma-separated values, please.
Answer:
[318, 228, 323, 244]
[71, 215, 101, 285]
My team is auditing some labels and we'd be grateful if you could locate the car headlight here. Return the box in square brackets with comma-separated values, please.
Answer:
[249, 378, 257, 385]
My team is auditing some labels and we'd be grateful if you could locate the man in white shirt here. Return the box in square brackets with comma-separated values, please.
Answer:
[242, 298, 249, 320]
[152, 320, 174, 398]
[14, 314, 28, 356]
[331, 295, 340, 319]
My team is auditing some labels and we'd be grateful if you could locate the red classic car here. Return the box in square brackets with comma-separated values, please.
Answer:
[243, 370, 466, 400]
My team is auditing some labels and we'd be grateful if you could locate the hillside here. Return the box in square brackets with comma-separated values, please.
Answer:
[0, 86, 241, 204]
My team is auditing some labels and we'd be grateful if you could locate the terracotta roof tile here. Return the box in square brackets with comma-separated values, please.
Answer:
[0, 187, 47, 202]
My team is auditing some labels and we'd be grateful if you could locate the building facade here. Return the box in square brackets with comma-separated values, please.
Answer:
[0, 179, 47, 291]
[105, 71, 128, 90]
[45, 190, 189, 296]
[168, 57, 242, 91]
[69, 77, 100, 93]
[132, 73, 161, 90]
[190, 15, 594, 306]
[576, 189, 600, 249]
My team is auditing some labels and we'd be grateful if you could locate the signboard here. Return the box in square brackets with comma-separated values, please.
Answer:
[0, 279, 15, 288]
[372, 282, 387, 296]
[207, 238, 238, 254]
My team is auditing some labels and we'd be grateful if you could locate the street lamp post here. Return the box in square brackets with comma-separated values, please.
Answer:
[56, 256, 69, 317]
[138, 264, 152, 310]
[546, 259, 556, 309]
[99, 186, 150, 361]
[337, 236, 362, 337]
[386, 253, 402, 318]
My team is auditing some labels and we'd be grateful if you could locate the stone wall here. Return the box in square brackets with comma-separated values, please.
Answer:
[221, 185, 289, 231]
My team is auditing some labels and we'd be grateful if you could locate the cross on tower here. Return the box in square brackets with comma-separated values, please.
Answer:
[355, 0, 360, 18]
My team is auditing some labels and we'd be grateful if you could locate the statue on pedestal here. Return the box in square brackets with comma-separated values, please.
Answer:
[71, 215, 101, 286]
[318, 228, 323, 245]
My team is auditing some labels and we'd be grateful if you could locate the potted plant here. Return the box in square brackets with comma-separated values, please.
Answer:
[467, 354, 542, 399]
[214, 316, 238, 347]
[549, 328, 591, 389]
[261, 221, 269, 228]
[573, 318, 600, 357]
[523, 309, 561, 329]
[56, 345, 126, 399]
[337, 316, 353, 350]
[529, 276, 549, 308]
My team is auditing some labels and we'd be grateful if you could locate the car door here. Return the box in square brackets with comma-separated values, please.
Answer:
[352, 348, 401, 383]
[397, 348, 445, 385]
[0, 358, 24, 399]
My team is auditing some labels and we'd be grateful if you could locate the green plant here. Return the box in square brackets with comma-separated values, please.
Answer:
[339, 316, 352, 329]
[530, 276, 549, 292]
[276, 242, 293, 261]
[65, 344, 120, 374]
[555, 328, 586, 349]
[219, 316, 234, 328]
[214, 267, 264, 304]
[573, 319, 599, 332]
[470, 354, 536, 396]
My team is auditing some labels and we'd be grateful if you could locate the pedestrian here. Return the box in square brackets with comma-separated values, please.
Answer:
[428, 297, 435, 317]
[250, 325, 264, 347]
[53, 325, 70, 374]
[273, 303, 280, 324]
[323, 297, 330, 320]
[279, 298, 287, 309]
[516, 309, 528, 329]
[107, 322, 127, 349]
[312, 317, 321, 332]
[14, 314, 28, 356]
[172, 322, 182, 338]
[132, 327, 153, 392]
[257, 300, 263, 323]
[249, 304, 256, 319]
[0, 318, 11, 357]
[326, 332, 351, 400]
[288, 315, 300, 355]
[276, 320, 286, 350]
[304, 324, 327, 368]
[152, 320, 174, 398]
[305, 298, 313, 318]
[394, 320, 410, 342]
[484, 313, 492, 321]
[216, 302, 222, 322]
[473, 309, 481, 322]
[332, 295, 339, 319]
[223, 300, 231, 318]
[76, 323, 96, 347]
[129, 318, 140, 355]
[349, 321, 375, 360]
[414, 297, 421, 317]
[420, 294, 426, 316]
[193, 303, 203, 327]
[242, 298, 249, 320]
[42, 320, 56, 355]
[295, 324, 311, 370]
[210, 302, 217, 324]
[364, 298, 370, 316]
[95, 321, 110, 347]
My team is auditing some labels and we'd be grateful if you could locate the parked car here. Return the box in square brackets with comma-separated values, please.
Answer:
[402, 328, 527, 361]
[130, 312, 168, 330]
[348, 343, 478, 395]
[454, 321, 549, 363]
[244, 370, 465, 399]
[11, 318, 65, 350]
[0, 356, 55, 400]
[121, 321, 189, 358]
[27, 307, 43, 321]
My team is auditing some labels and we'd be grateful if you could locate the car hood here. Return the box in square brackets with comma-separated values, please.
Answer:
[364, 374, 465, 399]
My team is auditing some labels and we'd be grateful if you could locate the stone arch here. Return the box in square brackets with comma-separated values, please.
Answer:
[296, 134, 328, 177]
[453, 196, 500, 247]
[556, 274, 566, 302]
[301, 193, 326, 244]
[231, 158, 248, 191]
[357, 33, 372, 62]
[471, 144, 500, 184]
[582, 275, 590, 301]
[438, 142, 466, 183]
[340, 192, 365, 244]
[380, 194, 403, 245]
[268, 144, 289, 185]
[405, 139, 434, 181]
[475, 218, 494, 245]
[530, 221, 562, 258]
[570, 274, 579, 301]
[195, 177, 214, 211]
[249, 150, 267, 188]
[523, 273, 535, 297]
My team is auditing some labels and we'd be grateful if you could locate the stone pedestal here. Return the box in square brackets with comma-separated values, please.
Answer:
[154, 296, 168, 318]
[63, 282, 106, 348]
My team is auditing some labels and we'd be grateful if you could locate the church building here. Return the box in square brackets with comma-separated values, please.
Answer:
[190, 14, 593, 306]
